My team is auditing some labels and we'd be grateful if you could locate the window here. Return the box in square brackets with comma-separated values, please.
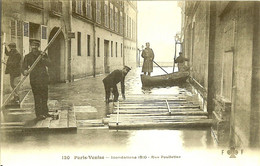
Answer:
[11, 20, 16, 38]
[87, 35, 90, 56]
[128, 17, 131, 38]
[120, 12, 123, 34]
[77, 32, 81, 56]
[110, 3, 114, 30]
[24, 22, 29, 37]
[115, 7, 118, 32]
[104, 1, 109, 27]
[116, 42, 118, 57]
[124, 13, 127, 36]
[76, 0, 82, 15]
[41, 26, 47, 39]
[133, 21, 136, 40]
[86, 0, 92, 18]
[96, 1, 101, 23]
[17, 20, 23, 37]
[97, 38, 100, 57]
[111, 41, 113, 57]
[121, 43, 122, 57]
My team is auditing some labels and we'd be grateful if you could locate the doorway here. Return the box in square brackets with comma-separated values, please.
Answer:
[104, 40, 110, 73]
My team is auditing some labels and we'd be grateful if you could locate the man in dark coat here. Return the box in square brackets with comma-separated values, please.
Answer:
[141, 42, 154, 76]
[22, 39, 51, 120]
[175, 52, 189, 72]
[103, 66, 131, 103]
[5, 42, 22, 104]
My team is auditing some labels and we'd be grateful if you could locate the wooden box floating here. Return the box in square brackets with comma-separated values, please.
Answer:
[107, 94, 213, 130]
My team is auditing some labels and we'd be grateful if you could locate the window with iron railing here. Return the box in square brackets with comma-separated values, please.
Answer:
[115, 7, 118, 32]
[124, 13, 127, 37]
[76, 0, 83, 15]
[104, 2, 109, 28]
[110, 3, 114, 30]
[86, 0, 92, 19]
[96, 1, 101, 24]
[51, 0, 62, 14]
[25, 0, 43, 9]
[120, 12, 123, 34]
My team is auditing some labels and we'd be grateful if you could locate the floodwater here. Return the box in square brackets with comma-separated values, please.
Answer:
[1, 67, 259, 166]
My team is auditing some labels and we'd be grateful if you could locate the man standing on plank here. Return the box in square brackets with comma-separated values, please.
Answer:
[22, 39, 51, 120]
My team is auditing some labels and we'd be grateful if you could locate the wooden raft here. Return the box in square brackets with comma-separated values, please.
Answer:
[106, 94, 213, 129]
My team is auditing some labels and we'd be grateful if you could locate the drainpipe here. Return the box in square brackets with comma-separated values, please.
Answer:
[93, 24, 96, 77]
[207, 1, 217, 118]
[122, 3, 125, 66]
[67, 0, 72, 82]
[250, 2, 260, 148]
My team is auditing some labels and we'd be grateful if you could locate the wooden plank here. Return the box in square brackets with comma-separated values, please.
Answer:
[111, 111, 208, 116]
[108, 115, 208, 119]
[113, 108, 203, 113]
[1, 122, 25, 126]
[114, 105, 200, 109]
[118, 103, 199, 107]
[109, 119, 214, 129]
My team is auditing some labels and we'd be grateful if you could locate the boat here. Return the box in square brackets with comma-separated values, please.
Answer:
[141, 71, 190, 87]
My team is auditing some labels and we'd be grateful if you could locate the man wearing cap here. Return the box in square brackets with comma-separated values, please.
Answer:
[175, 52, 189, 72]
[5, 42, 22, 104]
[22, 39, 51, 120]
[102, 66, 131, 103]
[141, 42, 154, 76]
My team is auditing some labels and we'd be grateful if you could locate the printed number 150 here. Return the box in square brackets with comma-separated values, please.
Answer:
[62, 156, 70, 160]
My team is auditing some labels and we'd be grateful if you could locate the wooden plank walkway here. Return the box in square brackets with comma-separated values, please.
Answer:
[107, 94, 213, 129]
[1, 109, 77, 132]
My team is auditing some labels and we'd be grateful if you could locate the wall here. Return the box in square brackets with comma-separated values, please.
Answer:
[71, 18, 94, 78]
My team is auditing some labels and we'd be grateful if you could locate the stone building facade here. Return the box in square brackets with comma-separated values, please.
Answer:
[181, 1, 260, 148]
[1, 0, 137, 94]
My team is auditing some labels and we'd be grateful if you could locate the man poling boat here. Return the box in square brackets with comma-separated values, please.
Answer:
[140, 42, 190, 87]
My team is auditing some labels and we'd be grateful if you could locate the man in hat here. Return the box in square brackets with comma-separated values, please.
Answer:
[141, 42, 154, 76]
[175, 52, 189, 72]
[102, 66, 131, 103]
[22, 39, 51, 120]
[5, 42, 22, 104]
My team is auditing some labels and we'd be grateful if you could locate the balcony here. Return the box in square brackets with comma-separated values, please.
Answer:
[50, 1, 62, 17]
[25, 0, 43, 11]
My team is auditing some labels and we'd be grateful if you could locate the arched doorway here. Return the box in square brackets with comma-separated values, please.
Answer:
[48, 27, 65, 83]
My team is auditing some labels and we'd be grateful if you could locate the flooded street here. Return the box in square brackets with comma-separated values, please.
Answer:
[1, 67, 259, 166]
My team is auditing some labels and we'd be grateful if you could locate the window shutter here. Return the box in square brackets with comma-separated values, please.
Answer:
[23, 22, 29, 37]
[41, 25, 48, 51]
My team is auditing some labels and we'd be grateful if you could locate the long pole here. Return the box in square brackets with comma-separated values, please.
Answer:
[1, 33, 6, 108]
[153, 60, 168, 74]
[1, 28, 62, 109]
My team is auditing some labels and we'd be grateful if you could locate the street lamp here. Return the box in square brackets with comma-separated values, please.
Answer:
[173, 34, 179, 72]
[138, 45, 144, 67]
